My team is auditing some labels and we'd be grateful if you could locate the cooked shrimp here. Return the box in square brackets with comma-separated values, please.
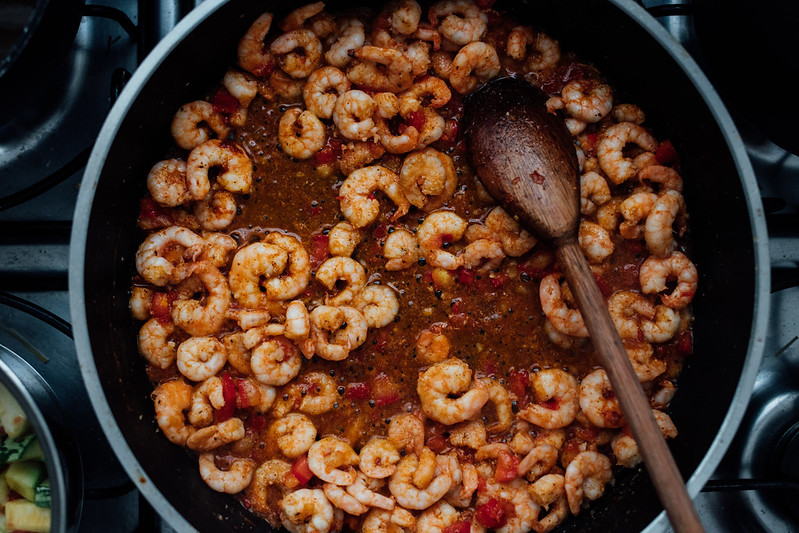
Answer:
[298, 371, 338, 414]
[130, 286, 153, 321]
[152, 379, 194, 445]
[171, 100, 230, 151]
[549, 79, 613, 123]
[449, 41, 500, 95]
[649, 380, 677, 410]
[607, 290, 681, 343]
[624, 340, 666, 382]
[171, 262, 230, 337]
[238, 12, 275, 76]
[398, 76, 451, 116]
[431, 50, 453, 80]
[579, 172, 611, 216]
[229, 242, 289, 308]
[278, 107, 326, 159]
[417, 357, 489, 425]
[247, 460, 293, 517]
[359, 437, 401, 478]
[270, 29, 322, 79]
[280, 2, 325, 31]
[194, 189, 237, 231]
[415, 327, 451, 363]
[147, 159, 190, 207]
[280, 488, 335, 533]
[135, 225, 204, 286]
[517, 444, 558, 481]
[325, 18, 365, 68]
[638, 164, 683, 192]
[428, 0, 487, 45]
[388, 413, 425, 454]
[597, 122, 658, 184]
[417, 211, 468, 269]
[270, 69, 305, 100]
[539, 274, 589, 337]
[507, 26, 561, 72]
[175, 336, 227, 382]
[284, 300, 311, 343]
[403, 40, 432, 78]
[639, 251, 697, 309]
[645, 190, 687, 257]
[307, 436, 359, 485]
[353, 285, 400, 329]
[309, 305, 368, 361]
[198, 453, 255, 494]
[347, 472, 395, 510]
[612, 103, 646, 124]
[544, 318, 587, 350]
[460, 239, 506, 272]
[315, 257, 367, 306]
[348, 45, 414, 93]
[578, 369, 625, 428]
[478, 377, 513, 433]
[415, 500, 460, 531]
[619, 192, 657, 240]
[399, 147, 457, 210]
[251, 336, 302, 386]
[383, 228, 420, 271]
[328, 222, 364, 257]
[596, 197, 621, 232]
[362, 508, 416, 533]
[262, 232, 312, 301]
[187, 417, 245, 451]
[338, 165, 410, 227]
[303, 66, 350, 119]
[373, 113, 419, 154]
[388, 0, 422, 34]
[517, 369, 580, 429]
[187, 139, 253, 199]
[138, 318, 177, 369]
[482, 206, 537, 257]
[332, 90, 377, 141]
[564, 451, 612, 515]
[389, 453, 453, 510]
[529, 474, 568, 532]
[578, 221, 614, 264]
[270, 413, 318, 458]
[222, 69, 258, 126]
[324, 483, 369, 516]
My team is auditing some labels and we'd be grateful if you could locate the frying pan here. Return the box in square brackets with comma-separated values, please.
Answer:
[68, 0, 770, 531]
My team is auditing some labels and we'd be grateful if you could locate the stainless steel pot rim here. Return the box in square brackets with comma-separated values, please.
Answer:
[69, 1, 771, 532]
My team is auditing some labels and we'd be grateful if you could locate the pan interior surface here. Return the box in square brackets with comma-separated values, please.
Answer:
[72, 1, 766, 531]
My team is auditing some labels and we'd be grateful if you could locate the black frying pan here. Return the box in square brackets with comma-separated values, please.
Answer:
[69, 0, 770, 531]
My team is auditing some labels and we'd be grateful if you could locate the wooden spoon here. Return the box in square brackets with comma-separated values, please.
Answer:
[463, 77, 704, 533]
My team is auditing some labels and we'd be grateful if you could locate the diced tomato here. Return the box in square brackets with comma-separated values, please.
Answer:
[495, 450, 519, 483]
[372, 372, 400, 407]
[212, 87, 239, 115]
[309, 233, 330, 270]
[313, 137, 343, 166]
[438, 118, 459, 146]
[442, 522, 472, 533]
[138, 197, 173, 226]
[476, 475, 487, 493]
[150, 292, 171, 324]
[581, 132, 599, 154]
[508, 368, 529, 409]
[482, 360, 497, 377]
[291, 455, 314, 486]
[475, 498, 510, 528]
[655, 139, 678, 166]
[215, 373, 237, 423]
[405, 110, 427, 131]
[449, 312, 469, 328]
[455, 267, 476, 286]
[489, 272, 509, 289]
[246, 413, 267, 433]
[345, 382, 372, 400]
[675, 330, 693, 356]
[373, 223, 390, 240]
[235, 378, 257, 409]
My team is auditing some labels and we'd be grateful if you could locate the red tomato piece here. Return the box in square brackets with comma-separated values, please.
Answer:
[495, 451, 519, 483]
[212, 87, 239, 115]
[508, 368, 529, 409]
[489, 273, 509, 289]
[313, 137, 343, 166]
[309, 233, 330, 270]
[345, 382, 372, 400]
[676, 330, 693, 356]
[215, 373, 237, 423]
[291, 455, 314, 486]
[235, 378, 256, 409]
[138, 197, 173, 226]
[405, 110, 427, 131]
[455, 267, 476, 286]
[372, 372, 400, 407]
[150, 292, 171, 324]
[475, 498, 510, 528]
[655, 139, 678, 166]
[246, 414, 267, 433]
[442, 522, 472, 533]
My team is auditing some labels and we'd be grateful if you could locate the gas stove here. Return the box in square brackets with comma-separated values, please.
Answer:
[0, 1, 796, 532]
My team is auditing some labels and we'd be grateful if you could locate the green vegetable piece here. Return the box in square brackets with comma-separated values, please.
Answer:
[34, 479, 51, 508]
[5, 460, 43, 502]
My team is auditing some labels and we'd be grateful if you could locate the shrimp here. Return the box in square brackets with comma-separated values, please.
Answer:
[270, 413, 318, 458]
[624, 340, 666, 382]
[328, 222, 364, 257]
[138, 318, 177, 369]
[298, 371, 339, 414]
[449, 42, 500, 95]
[638, 164, 683, 192]
[280, 488, 335, 533]
[398, 76, 451, 116]
[460, 239, 505, 272]
[649, 379, 677, 410]
[607, 290, 681, 343]
[315, 257, 367, 306]
[578, 369, 625, 428]
[333, 90, 376, 141]
[348, 46, 414, 93]
[482, 207, 537, 257]
[186, 139, 253, 199]
[270, 69, 305, 100]
[415, 327, 451, 363]
[270, 29, 323, 79]
[612, 103, 646, 124]
[578, 221, 614, 264]
[579, 172, 611, 216]
[347, 472, 395, 510]
[383, 228, 420, 271]
[539, 274, 589, 337]
[388, 0, 422, 34]
[359, 437, 401, 478]
[175, 336, 227, 382]
[171, 262, 230, 337]
[251, 336, 302, 385]
[518, 444, 558, 481]
[414, 447, 438, 488]
[263, 232, 312, 301]
[644, 190, 687, 258]
[188, 376, 225, 427]
[307, 436, 359, 485]
[639, 251, 698, 309]
[303, 66, 350, 119]
[198, 453, 255, 494]
[187, 417, 245, 451]
[417, 357, 489, 425]
[517, 369, 580, 429]
[548, 79, 613, 123]
[374, 112, 420, 154]
[362, 508, 416, 533]
[228, 242, 289, 308]
[285, 300, 312, 342]
[135, 225, 204, 286]
[387, 413, 425, 454]
[278, 107, 326, 159]
[415, 501, 460, 531]
[222, 69, 258, 126]
[619, 192, 658, 240]
[340, 141, 388, 176]
[353, 285, 400, 329]
[280, 2, 325, 31]
[194, 189, 236, 231]
[529, 474, 568, 533]
[597, 122, 659, 184]
[130, 286, 153, 321]
[431, 50, 453, 80]
[171, 100, 230, 151]
[309, 305, 368, 361]
[399, 147, 457, 210]
[506, 26, 561, 72]
[325, 18, 365, 68]
[237, 12, 275, 76]
[247, 459, 293, 518]
[338, 165, 411, 228]
[152, 379, 194, 445]
[417, 211, 468, 269]
[564, 451, 612, 515]
[389, 453, 453, 510]
[323, 483, 369, 516]
[147, 159, 190, 207]
[428, 0, 487, 45]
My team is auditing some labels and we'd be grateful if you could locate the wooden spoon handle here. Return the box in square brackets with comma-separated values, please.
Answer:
[556, 240, 704, 533]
